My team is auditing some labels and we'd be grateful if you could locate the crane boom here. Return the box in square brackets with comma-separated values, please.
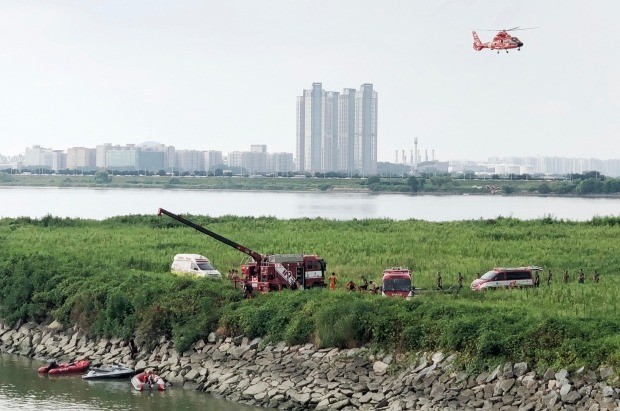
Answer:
[157, 208, 264, 263]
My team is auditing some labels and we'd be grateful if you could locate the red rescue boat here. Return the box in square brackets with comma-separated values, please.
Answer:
[131, 371, 166, 391]
[38, 360, 90, 374]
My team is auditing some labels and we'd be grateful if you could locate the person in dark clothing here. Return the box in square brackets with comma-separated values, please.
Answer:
[593, 270, 600, 283]
[578, 269, 585, 284]
[243, 281, 253, 299]
[359, 277, 368, 291]
[563, 270, 569, 284]
[547, 270, 552, 286]
[533, 270, 540, 287]
[457, 272, 464, 288]
[129, 338, 138, 359]
[436, 271, 443, 290]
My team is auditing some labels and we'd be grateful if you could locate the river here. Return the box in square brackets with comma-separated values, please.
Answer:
[0, 353, 265, 411]
[1, 187, 619, 221]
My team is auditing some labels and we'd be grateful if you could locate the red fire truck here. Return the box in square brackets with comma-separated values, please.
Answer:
[381, 267, 413, 299]
[157, 208, 327, 292]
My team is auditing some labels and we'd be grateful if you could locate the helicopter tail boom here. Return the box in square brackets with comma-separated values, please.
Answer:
[472, 31, 485, 51]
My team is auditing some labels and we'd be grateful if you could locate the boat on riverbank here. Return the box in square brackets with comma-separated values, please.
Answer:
[38, 360, 90, 374]
[131, 371, 165, 391]
[82, 363, 134, 380]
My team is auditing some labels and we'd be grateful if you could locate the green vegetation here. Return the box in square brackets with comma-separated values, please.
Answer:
[1, 215, 619, 371]
[2, 172, 620, 197]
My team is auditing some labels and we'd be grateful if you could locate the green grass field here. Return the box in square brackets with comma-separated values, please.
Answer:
[1, 214, 619, 371]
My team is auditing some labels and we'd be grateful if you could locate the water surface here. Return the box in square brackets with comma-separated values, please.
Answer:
[0, 353, 264, 411]
[1, 187, 618, 221]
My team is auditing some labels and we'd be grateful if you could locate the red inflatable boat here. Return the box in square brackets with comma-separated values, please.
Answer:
[38, 360, 90, 374]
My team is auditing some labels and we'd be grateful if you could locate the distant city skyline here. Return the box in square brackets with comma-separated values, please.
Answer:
[2, 142, 620, 177]
[1, 2, 619, 162]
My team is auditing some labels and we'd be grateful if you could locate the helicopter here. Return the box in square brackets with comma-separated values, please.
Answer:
[472, 27, 538, 53]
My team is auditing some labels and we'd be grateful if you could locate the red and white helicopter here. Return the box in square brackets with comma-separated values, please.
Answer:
[472, 27, 538, 53]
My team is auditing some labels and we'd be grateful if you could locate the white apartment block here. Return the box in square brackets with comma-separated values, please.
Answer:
[296, 83, 377, 175]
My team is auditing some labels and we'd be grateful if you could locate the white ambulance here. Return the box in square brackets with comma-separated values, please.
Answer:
[170, 254, 222, 278]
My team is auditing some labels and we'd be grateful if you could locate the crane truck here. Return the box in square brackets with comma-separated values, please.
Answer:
[157, 208, 327, 292]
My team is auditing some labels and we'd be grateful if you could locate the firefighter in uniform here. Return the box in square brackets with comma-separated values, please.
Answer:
[329, 272, 337, 291]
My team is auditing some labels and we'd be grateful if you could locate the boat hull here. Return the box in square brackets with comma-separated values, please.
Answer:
[39, 360, 90, 375]
[82, 364, 134, 380]
[131, 373, 165, 391]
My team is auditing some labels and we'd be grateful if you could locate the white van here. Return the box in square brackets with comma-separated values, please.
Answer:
[470, 266, 540, 291]
[170, 254, 222, 278]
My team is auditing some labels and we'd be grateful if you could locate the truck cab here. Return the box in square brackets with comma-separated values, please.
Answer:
[381, 267, 413, 299]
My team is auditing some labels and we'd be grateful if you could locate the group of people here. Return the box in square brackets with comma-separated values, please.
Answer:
[329, 273, 379, 294]
[536, 269, 600, 287]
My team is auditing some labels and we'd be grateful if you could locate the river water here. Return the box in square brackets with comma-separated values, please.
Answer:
[0, 353, 264, 411]
[1, 187, 619, 221]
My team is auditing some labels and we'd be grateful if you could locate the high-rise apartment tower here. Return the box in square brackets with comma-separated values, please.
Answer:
[296, 83, 377, 175]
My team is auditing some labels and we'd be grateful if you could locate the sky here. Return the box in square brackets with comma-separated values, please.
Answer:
[1, 1, 618, 162]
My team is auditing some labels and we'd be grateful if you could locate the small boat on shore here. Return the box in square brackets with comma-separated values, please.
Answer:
[131, 371, 165, 391]
[82, 364, 134, 380]
[38, 360, 90, 375]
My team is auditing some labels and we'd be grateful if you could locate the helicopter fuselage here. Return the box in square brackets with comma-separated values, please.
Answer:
[473, 30, 524, 52]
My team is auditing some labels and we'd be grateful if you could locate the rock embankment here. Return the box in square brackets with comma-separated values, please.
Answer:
[1, 321, 618, 410]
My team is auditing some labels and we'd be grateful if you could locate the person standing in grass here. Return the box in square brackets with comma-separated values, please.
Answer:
[547, 269, 552, 286]
[593, 270, 600, 283]
[329, 272, 337, 291]
[578, 269, 585, 284]
[563, 270, 569, 284]
[533, 270, 540, 287]
[369, 281, 378, 294]
[457, 272, 464, 291]
[436, 271, 443, 290]
[359, 276, 368, 291]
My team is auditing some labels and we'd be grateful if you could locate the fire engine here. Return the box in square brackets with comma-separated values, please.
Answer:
[381, 267, 413, 299]
[157, 208, 327, 292]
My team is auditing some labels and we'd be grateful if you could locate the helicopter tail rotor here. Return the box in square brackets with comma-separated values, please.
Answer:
[472, 31, 484, 51]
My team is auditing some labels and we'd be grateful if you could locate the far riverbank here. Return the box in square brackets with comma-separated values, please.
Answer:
[2, 173, 620, 198]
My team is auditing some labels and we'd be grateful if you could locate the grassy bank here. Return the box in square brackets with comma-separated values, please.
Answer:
[1, 215, 619, 372]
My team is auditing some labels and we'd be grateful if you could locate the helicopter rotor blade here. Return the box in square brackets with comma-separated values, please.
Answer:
[478, 26, 540, 32]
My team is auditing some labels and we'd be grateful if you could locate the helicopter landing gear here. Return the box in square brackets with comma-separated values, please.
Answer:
[497, 51, 500, 54]
[506, 50, 509, 53]
[517, 48, 521, 51]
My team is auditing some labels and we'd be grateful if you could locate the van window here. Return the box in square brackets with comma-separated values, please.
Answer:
[480, 271, 497, 280]
[196, 261, 216, 271]
[506, 271, 531, 280]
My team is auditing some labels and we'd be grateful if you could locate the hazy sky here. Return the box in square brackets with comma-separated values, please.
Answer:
[1, 1, 618, 162]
